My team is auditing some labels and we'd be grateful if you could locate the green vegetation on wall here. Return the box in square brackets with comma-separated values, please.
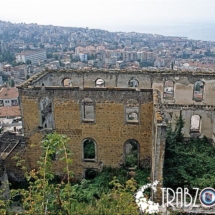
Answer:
[163, 112, 215, 190]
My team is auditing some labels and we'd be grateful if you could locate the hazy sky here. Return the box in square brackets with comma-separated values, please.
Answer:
[1, 0, 215, 31]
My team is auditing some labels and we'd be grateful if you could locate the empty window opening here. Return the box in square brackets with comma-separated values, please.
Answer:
[128, 78, 139, 88]
[83, 139, 96, 161]
[62, 78, 72, 87]
[190, 115, 201, 133]
[164, 80, 174, 98]
[95, 78, 105, 87]
[40, 97, 54, 129]
[124, 139, 139, 168]
[125, 99, 139, 123]
[81, 98, 95, 122]
[193, 81, 204, 100]
[85, 169, 97, 180]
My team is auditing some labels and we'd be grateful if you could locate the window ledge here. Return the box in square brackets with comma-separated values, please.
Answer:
[190, 132, 201, 137]
[163, 97, 174, 100]
[193, 99, 203, 102]
[190, 130, 200, 133]
[126, 120, 139, 124]
[83, 159, 97, 162]
[82, 119, 95, 123]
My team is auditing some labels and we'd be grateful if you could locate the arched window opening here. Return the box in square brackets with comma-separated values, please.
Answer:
[125, 99, 139, 123]
[40, 97, 54, 129]
[128, 78, 139, 88]
[164, 80, 174, 98]
[62, 78, 72, 87]
[83, 139, 96, 161]
[81, 98, 95, 122]
[193, 81, 204, 100]
[124, 139, 139, 168]
[95, 78, 105, 87]
[190, 115, 201, 133]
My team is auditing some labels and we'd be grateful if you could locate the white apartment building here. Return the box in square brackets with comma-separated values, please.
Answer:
[137, 51, 147, 62]
[122, 51, 137, 62]
[79, 53, 88, 62]
[154, 58, 167, 67]
[110, 50, 122, 60]
[16, 49, 47, 65]
[104, 57, 117, 65]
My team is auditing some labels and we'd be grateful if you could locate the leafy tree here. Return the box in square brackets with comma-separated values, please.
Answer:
[9, 79, 15, 87]
[26, 59, 31, 65]
[0, 51, 15, 63]
[1, 73, 9, 82]
[87, 54, 95, 60]
[54, 54, 59, 60]
[47, 53, 53, 59]
[70, 54, 73, 61]
[59, 60, 65, 67]
[140, 61, 154, 67]
[11, 132, 73, 215]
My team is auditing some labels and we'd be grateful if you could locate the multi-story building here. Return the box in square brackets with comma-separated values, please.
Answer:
[79, 53, 88, 62]
[15, 49, 47, 65]
[75, 46, 86, 55]
[137, 51, 147, 62]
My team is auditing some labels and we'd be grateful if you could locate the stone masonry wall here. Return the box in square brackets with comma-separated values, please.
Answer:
[19, 87, 154, 178]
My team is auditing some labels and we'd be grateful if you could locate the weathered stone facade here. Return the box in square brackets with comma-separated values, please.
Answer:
[15, 69, 215, 202]
[19, 69, 215, 140]
[17, 70, 155, 179]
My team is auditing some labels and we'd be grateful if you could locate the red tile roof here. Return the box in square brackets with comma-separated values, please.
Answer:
[0, 106, 21, 117]
[0, 88, 19, 99]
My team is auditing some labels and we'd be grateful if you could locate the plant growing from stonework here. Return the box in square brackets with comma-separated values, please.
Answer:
[15, 132, 73, 215]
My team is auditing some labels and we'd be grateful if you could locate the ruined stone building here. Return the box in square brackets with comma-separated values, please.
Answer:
[4, 68, 215, 199]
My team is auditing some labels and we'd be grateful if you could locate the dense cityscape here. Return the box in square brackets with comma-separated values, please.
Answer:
[0, 20, 215, 86]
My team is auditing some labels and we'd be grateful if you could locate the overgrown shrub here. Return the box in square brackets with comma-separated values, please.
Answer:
[164, 112, 215, 190]
[6, 132, 150, 214]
